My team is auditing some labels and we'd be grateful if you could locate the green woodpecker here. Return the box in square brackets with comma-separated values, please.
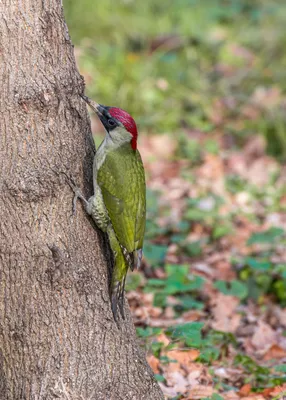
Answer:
[75, 95, 146, 320]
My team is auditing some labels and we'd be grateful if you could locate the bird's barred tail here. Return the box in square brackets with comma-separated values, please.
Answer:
[120, 245, 143, 271]
[107, 225, 128, 321]
[134, 248, 143, 270]
[110, 274, 127, 320]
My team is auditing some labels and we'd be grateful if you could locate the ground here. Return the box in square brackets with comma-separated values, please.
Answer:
[126, 132, 286, 399]
[64, 1, 286, 397]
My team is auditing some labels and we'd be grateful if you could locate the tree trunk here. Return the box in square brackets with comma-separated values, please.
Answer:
[0, 1, 163, 399]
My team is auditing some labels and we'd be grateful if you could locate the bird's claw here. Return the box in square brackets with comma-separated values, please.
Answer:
[66, 177, 88, 216]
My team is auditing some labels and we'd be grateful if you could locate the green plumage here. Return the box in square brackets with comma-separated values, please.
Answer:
[97, 143, 145, 253]
[92, 141, 146, 319]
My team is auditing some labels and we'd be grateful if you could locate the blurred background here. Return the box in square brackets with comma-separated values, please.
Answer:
[64, 1, 286, 398]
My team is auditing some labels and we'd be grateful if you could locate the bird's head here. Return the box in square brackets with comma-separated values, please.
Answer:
[81, 95, 138, 150]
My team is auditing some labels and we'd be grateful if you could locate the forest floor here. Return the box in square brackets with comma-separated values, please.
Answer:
[123, 130, 286, 400]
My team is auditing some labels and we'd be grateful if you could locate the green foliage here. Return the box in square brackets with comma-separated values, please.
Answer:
[154, 374, 165, 382]
[166, 322, 204, 346]
[247, 227, 285, 245]
[64, 0, 286, 159]
[275, 364, 286, 373]
[185, 196, 233, 240]
[225, 175, 248, 194]
[202, 395, 224, 400]
[143, 243, 168, 267]
[125, 273, 143, 291]
[177, 135, 203, 163]
[230, 227, 286, 304]
[136, 326, 162, 338]
[175, 296, 204, 312]
[214, 279, 248, 299]
[165, 323, 238, 364]
[145, 264, 204, 308]
[234, 354, 286, 387]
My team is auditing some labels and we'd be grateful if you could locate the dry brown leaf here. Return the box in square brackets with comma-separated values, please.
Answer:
[147, 355, 160, 374]
[187, 368, 203, 386]
[156, 333, 171, 347]
[158, 382, 178, 398]
[214, 367, 231, 380]
[243, 337, 257, 356]
[246, 158, 278, 187]
[211, 293, 241, 333]
[164, 306, 175, 319]
[243, 136, 266, 161]
[148, 306, 163, 318]
[239, 383, 252, 396]
[148, 160, 182, 182]
[182, 309, 205, 322]
[165, 349, 200, 366]
[141, 292, 154, 305]
[260, 387, 274, 398]
[163, 349, 200, 374]
[224, 390, 240, 400]
[148, 317, 186, 328]
[139, 134, 177, 162]
[187, 385, 214, 399]
[270, 383, 286, 397]
[251, 321, 277, 352]
[239, 396, 265, 400]
[166, 371, 189, 394]
[196, 154, 226, 196]
[272, 307, 286, 328]
[263, 343, 286, 360]
[251, 86, 281, 110]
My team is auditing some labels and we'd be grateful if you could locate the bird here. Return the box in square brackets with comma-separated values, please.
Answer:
[72, 94, 146, 320]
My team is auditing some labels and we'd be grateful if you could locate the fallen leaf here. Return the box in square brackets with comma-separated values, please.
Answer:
[164, 306, 175, 319]
[156, 333, 171, 347]
[211, 293, 241, 333]
[139, 134, 177, 162]
[224, 391, 240, 400]
[243, 135, 266, 161]
[273, 306, 286, 328]
[147, 355, 160, 374]
[187, 385, 214, 399]
[187, 369, 202, 386]
[239, 383, 252, 396]
[270, 383, 286, 397]
[148, 306, 163, 318]
[164, 349, 200, 373]
[182, 309, 206, 321]
[214, 367, 231, 379]
[251, 321, 277, 352]
[251, 86, 281, 110]
[166, 371, 189, 394]
[158, 382, 178, 398]
[260, 387, 274, 398]
[246, 158, 278, 187]
[166, 349, 200, 365]
[263, 343, 286, 360]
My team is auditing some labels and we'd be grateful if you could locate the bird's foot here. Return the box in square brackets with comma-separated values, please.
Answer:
[67, 177, 89, 215]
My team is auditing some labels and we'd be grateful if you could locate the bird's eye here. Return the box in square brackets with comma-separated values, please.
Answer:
[108, 119, 115, 127]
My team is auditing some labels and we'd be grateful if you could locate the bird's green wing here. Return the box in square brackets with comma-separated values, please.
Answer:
[97, 144, 146, 256]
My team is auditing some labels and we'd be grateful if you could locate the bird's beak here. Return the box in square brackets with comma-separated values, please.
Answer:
[80, 94, 105, 116]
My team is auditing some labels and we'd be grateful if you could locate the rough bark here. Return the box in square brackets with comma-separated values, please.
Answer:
[0, 1, 164, 399]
